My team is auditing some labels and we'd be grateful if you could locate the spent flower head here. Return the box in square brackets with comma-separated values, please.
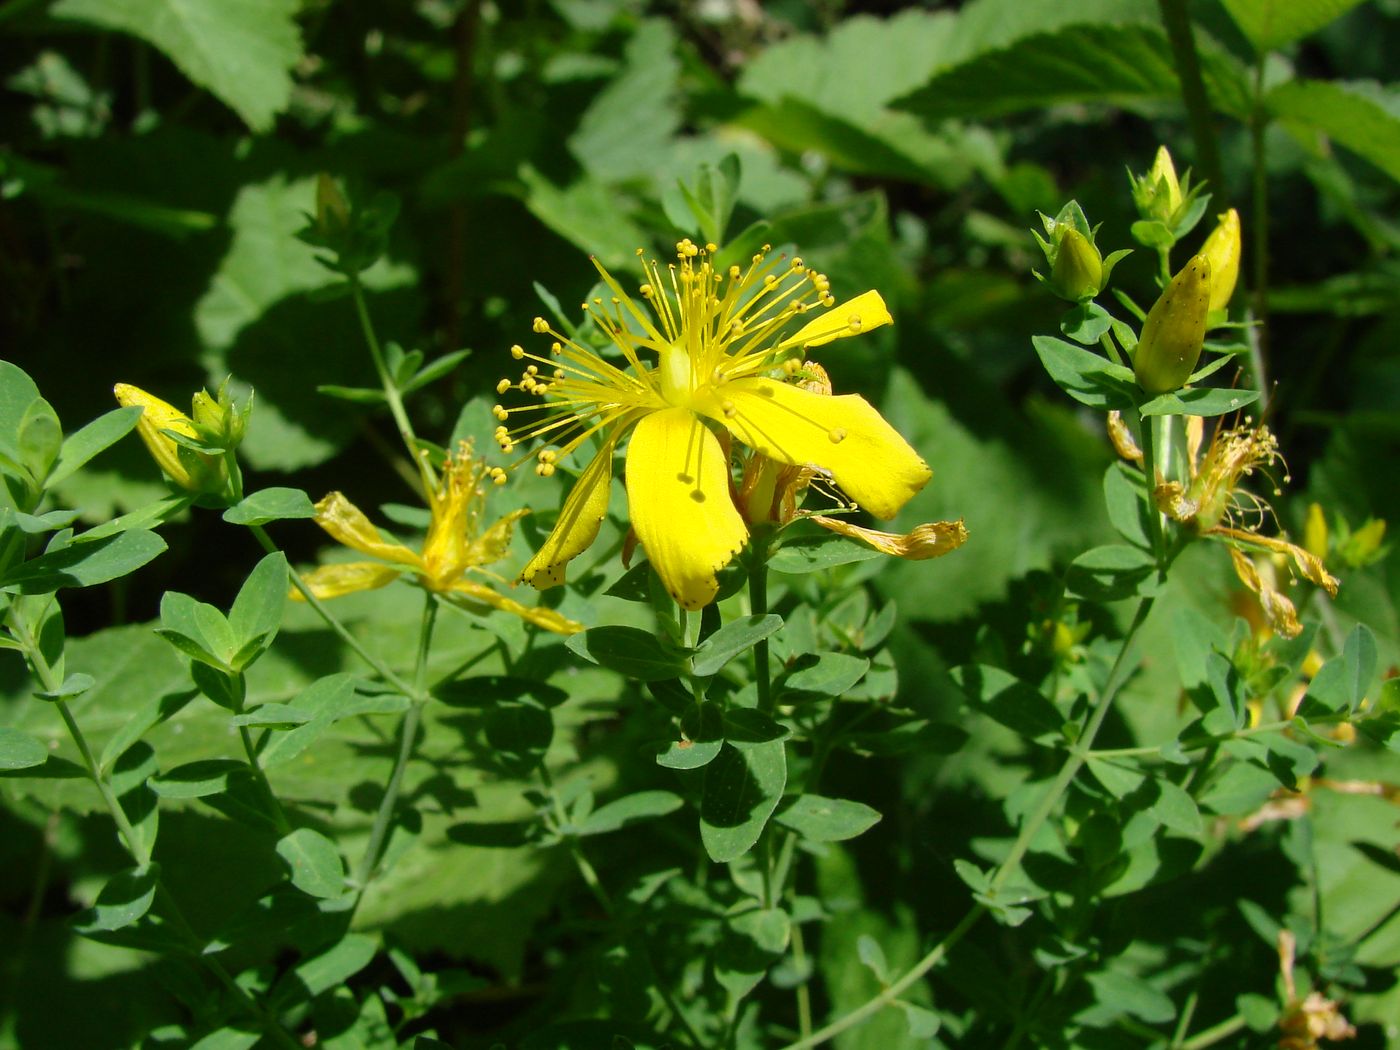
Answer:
[296, 441, 580, 634]
[498, 238, 932, 608]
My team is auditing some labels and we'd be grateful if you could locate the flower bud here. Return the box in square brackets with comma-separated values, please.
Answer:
[1133, 255, 1212, 395]
[315, 173, 351, 238]
[1200, 208, 1241, 311]
[1147, 146, 1183, 218]
[1303, 502, 1328, 562]
[114, 383, 226, 493]
[1048, 228, 1103, 303]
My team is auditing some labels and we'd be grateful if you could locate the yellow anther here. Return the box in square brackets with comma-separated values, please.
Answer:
[493, 404, 508, 420]
[551, 341, 562, 355]
[532, 318, 549, 333]
[828, 428, 847, 444]
[496, 378, 511, 394]
[729, 265, 741, 280]
[791, 257, 804, 269]
[492, 470, 507, 486]
[722, 400, 737, 418]
[821, 294, 835, 307]
[535, 462, 556, 477]
[511, 344, 525, 359]
[705, 242, 717, 253]
[764, 274, 777, 286]
[553, 369, 565, 379]
[640, 283, 653, 297]
[526, 364, 539, 375]
[848, 315, 862, 332]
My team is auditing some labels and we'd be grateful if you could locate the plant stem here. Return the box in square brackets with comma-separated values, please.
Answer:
[750, 544, 773, 714]
[780, 595, 1157, 1050]
[352, 593, 437, 897]
[237, 721, 291, 836]
[1087, 711, 1350, 759]
[1179, 1014, 1248, 1050]
[248, 525, 420, 698]
[348, 275, 433, 491]
[1136, 413, 1167, 570]
[1248, 53, 1271, 403]
[791, 921, 815, 1040]
[1157, 0, 1224, 198]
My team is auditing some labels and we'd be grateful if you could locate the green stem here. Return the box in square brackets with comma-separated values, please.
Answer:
[1137, 413, 1167, 571]
[1156, 0, 1225, 198]
[1178, 1014, 1248, 1050]
[248, 525, 419, 698]
[780, 595, 1157, 1050]
[352, 593, 437, 897]
[55, 699, 150, 864]
[348, 275, 432, 491]
[1248, 53, 1271, 402]
[237, 722, 291, 836]
[1087, 712, 1350, 759]
[750, 546, 773, 714]
[1099, 331, 1125, 369]
[791, 921, 814, 1041]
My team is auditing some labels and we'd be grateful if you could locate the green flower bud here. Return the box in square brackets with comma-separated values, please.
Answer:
[1133, 255, 1212, 395]
[315, 173, 351, 238]
[1049, 228, 1103, 303]
[1147, 146, 1182, 219]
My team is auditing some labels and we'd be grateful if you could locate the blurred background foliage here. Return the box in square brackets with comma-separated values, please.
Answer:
[2, 0, 1399, 1047]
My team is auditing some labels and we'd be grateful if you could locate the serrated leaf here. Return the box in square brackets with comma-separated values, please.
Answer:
[50, 0, 304, 132]
[1266, 79, 1400, 184]
[1222, 0, 1367, 51]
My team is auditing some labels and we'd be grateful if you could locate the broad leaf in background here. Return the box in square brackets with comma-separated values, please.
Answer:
[50, 0, 303, 133]
[1221, 0, 1369, 52]
[1267, 80, 1400, 185]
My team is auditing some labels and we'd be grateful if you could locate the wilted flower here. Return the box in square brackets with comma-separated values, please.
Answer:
[1276, 930, 1356, 1049]
[295, 442, 581, 634]
[114, 382, 233, 495]
[1149, 417, 1338, 637]
[1133, 255, 1212, 395]
[498, 239, 931, 609]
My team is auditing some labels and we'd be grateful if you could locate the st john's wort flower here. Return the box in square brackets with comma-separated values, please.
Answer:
[296, 442, 580, 634]
[496, 239, 931, 609]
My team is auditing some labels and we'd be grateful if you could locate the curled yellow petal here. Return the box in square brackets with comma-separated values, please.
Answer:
[466, 508, 529, 570]
[809, 515, 968, 560]
[1212, 526, 1339, 597]
[292, 562, 403, 600]
[522, 437, 617, 590]
[1230, 547, 1302, 639]
[776, 290, 892, 351]
[114, 382, 203, 489]
[624, 407, 747, 610]
[448, 580, 583, 634]
[314, 492, 422, 568]
[1106, 411, 1142, 466]
[699, 378, 930, 519]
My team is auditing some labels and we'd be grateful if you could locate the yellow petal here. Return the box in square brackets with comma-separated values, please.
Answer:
[521, 437, 617, 590]
[1212, 527, 1339, 597]
[698, 378, 930, 519]
[292, 562, 403, 600]
[624, 407, 747, 610]
[1229, 547, 1302, 639]
[467, 508, 529, 568]
[776, 291, 893, 351]
[1106, 411, 1142, 466]
[1201, 208, 1241, 312]
[114, 382, 203, 489]
[313, 492, 423, 567]
[809, 515, 968, 560]
[448, 579, 583, 634]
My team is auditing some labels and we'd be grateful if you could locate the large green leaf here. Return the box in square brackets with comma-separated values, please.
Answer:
[1267, 80, 1400, 184]
[50, 0, 303, 133]
[1221, 0, 1368, 52]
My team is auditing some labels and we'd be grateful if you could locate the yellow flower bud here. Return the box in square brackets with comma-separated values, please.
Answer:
[1147, 146, 1183, 220]
[1049, 228, 1103, 303]
[1303, 502, 1328, 561]
[1133, 255, 1212, 395]
[1200, 208, 1241, 311]
[114, 383, 224, 493]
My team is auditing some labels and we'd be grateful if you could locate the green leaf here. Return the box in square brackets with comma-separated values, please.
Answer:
[775, 794, 882, 843]
[856, 935, 889, 983]
[50, 0, 304, 132]
[149, 760, 247, 799]
[47, 406, 142, 486]
[899, 1002, 941, 1038]
[222, 488, 317, 526]
[0, 726, 49, 770]
[950, 665, 1064, 744]
[1084, 968, 1176, 1024]
[157, 591, 236, 669]
[1060, 302, 1114, 345]
[565, 626, 686, 682]
[1066, 544, 1158, 602]
[1150, 778, 1203, 836]
[1103, 462, 1152, 550]
[894, 20, 1249, 120]
[691, 614, 784, 677]
[188, 1029, 260, 1050]
[1343, 624, 1377, 714]
[1139, 387, 1260, 417]
[518, 167, 649, 272]
[780, 652, 870, 697]
[700, 740, 787, 863]
[73, 865, 159, 933]
[227, 551, 287, 670]
[271, 933, 377, 1006]
[1222, 0, 1367, 51]
[576, 791, 684, 836]
[484, 700, 554, 770]
[1266, 79, 1400, 184]
[769, 535, 882, 574]
[276, 828, 347, 900]
[33, 672, 96, 702]
[655, 702, 724, 770]
[1031, 336, 1138, 411]
[0, 529, 167, 593]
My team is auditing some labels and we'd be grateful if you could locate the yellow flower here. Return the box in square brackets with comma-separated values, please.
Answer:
[1149, 417, 1338, 638]
[114, 382, 227, 494]
[295, 442, 581, 634]
[498, 239, 931, 609]
[737, 363, 967, 562]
